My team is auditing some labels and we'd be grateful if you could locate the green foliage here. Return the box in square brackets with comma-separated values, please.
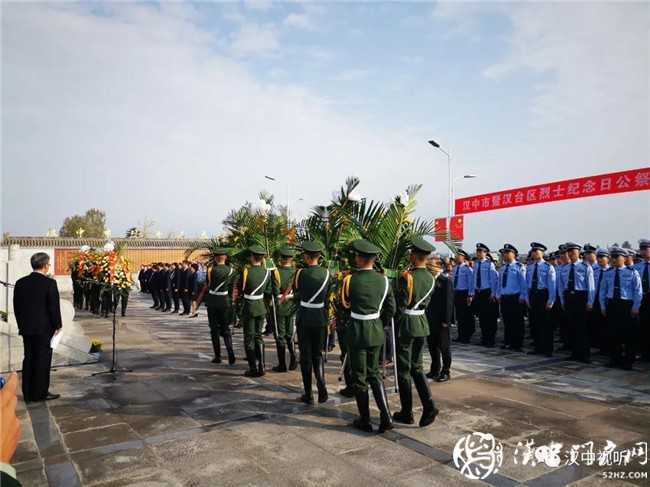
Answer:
[59, 208, 106, 238]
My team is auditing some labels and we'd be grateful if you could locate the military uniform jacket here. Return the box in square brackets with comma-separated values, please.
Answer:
[397, 267, 436, 338]
[240, 265, 271, 317]
[340, 269, 396, 348]
[274, 266, 296, 317]
[294, 265, 330, 327]
[205, 264, 234, 309]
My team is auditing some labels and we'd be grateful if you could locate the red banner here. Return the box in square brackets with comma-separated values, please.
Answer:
[434, 217, 447, 241]
[455, 167, 650, 215]
[450, 215, 464, 240]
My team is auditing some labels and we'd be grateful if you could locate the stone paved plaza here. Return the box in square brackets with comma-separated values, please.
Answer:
[10, 294, 650, 487]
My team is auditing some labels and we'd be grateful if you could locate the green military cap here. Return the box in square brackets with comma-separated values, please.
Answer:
[351, 239, 380, 256]
[213, 248, 231, 256]
[247, 244, 267, 256]
[278, 245, 296, 257]
[301, 240, 325, 253]
[410, 236, 435, 254]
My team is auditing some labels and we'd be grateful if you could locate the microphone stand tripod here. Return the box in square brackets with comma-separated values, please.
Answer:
[92, 282, 132, 380]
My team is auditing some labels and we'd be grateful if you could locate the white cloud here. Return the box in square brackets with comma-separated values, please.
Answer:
[331, 68, 369, 81]
[283, 12, 314, 30]
[2, 3, 436, 236]
[243, 0, 273, 12]
[230, 22, 279, 57]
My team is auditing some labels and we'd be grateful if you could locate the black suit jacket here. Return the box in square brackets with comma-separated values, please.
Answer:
[173, 268, 183, 290]
[13, 272, 62, 336]
[426, 273, 454, 328]
[1, 471, 22, 487]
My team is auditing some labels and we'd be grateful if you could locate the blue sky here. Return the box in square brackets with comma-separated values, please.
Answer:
[2, 1, 648, 249]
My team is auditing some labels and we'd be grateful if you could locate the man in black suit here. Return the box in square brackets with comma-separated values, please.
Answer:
[161, 263, 172, 312]
[13, 252, 62, 402]
[425, 254, 454, 382]
[149, 264, 161, 309]
[173, 262, 183, 313]
[180, 261, 191, 315]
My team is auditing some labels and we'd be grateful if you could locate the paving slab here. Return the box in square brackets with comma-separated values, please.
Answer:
[10, 293, 650, 486]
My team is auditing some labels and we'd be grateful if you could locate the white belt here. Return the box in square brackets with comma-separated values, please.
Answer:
[209, 290, 228, 296]
[300, 301, 324, 309]
[404, 309, 425, 316]
[351, 311, 380, 320]
[244, 294, 264, 300]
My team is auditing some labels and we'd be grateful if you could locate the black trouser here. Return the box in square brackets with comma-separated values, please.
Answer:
[151, 288, 160, 308]
[564, 291, 589, 361]
[207, 306, 233, 358]
[427, 323, 451, 375]
[72, 282, 82, 309]
[116, 292, 128, 316]
[336, 324, 353, 388]
[590, 300, 607, 353]
[474, 289, 497, 345]
[21, 334, 53, 401]
[181, 291, 191, 313]
[163, 289, 172, 310]
[172, 290, 180, 312]
[501, 294, 524, 349]
[607, 299, 637, 368]
[454, 290, 474, 342]
[83, 285, 92, 310]
[529, 289, 552, 355]
[639, 294, 650, 361]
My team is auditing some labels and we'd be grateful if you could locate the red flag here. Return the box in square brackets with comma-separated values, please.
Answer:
[449, 215, 464, 241]
[434, 217, 447, 241]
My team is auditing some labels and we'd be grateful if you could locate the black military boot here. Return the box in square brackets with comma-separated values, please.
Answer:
[371, 382, 393, 433]
[413, 372, 439, 427]
[223, 334, 236, 365]
[272, 345, 287, 372]
[287, 340, 298, 370]
[298, 360, 314, 404]
[393, 378, 414, 424]
[352, 390, 373, 433]
[244, 349, 258, 377]
[313, 356, 328, 403]
[211, 334, 222, 364]
[255, 343, 265, 377]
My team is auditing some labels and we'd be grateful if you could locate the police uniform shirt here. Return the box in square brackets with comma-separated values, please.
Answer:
[473, 258, 498, 295]
[497, 261, 527, 299]
[557, 261, 596, 307]
[633, 260, 650, 295]
[525, 260, 556, 306]
[453, 263, 474, 293]
[599, 265, 643, 312]
[593, 264, 610, 302]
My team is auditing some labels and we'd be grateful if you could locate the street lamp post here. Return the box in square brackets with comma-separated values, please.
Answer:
[428, 140, 453, 221]
[265, 175, 291, 223]
[428, 140, 478, 239]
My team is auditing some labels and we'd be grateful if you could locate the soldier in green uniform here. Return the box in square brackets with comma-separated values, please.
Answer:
[201, 248, 236, 365]
[393, 237, 440, 427]
[239, 245, 272, 377]
[340, 239, 396, 433]
[293, 240, 331, 404]
[272, 246, 298, 372]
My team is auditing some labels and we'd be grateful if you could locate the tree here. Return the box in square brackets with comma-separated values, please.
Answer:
[59, 209, 107, 238]
[125, 227, 143, 238]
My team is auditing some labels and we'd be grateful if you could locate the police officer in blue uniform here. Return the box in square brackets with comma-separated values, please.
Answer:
[497, 244, 527, 351]
[557, 243, 595, 363]
[633, 239, 650, 361]
[600, 247, 642, 369]
[473, 243, 499, 347]
[452, 249, 475, 343]
[526, 242, 556, 356]
[592, 248, 610, 355]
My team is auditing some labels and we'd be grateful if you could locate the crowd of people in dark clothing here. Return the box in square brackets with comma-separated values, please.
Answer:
[137, 262, 207, 317]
